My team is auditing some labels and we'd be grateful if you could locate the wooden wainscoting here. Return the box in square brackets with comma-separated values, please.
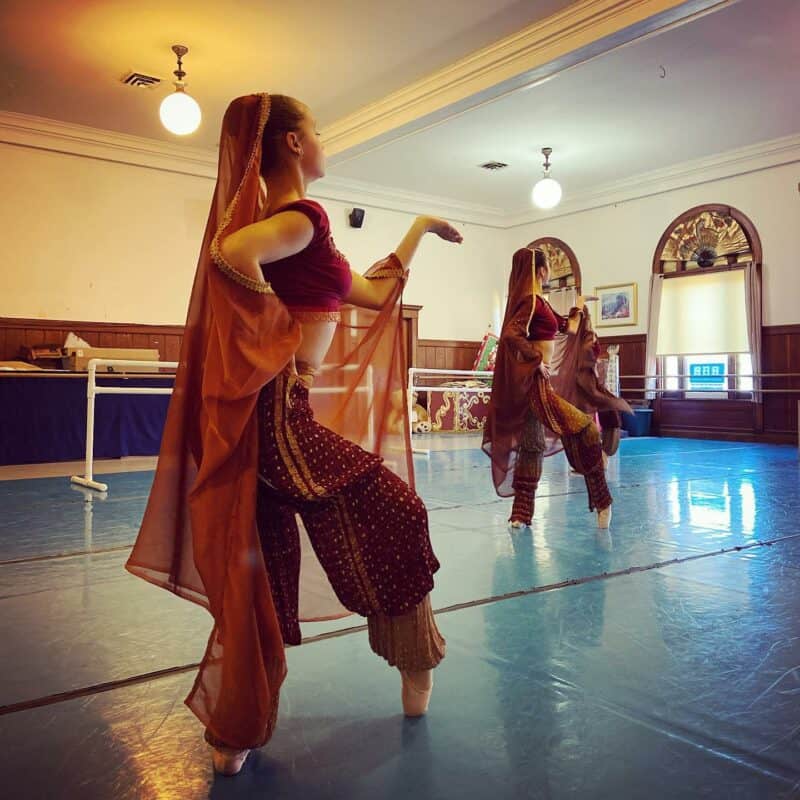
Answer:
[0, 317, 185, 363]
[655, 399, 760, 440]
[762, 324, 800, 439]
[416, 339, 481, 371]
[597, 332, 646, 402]
[1, 305, 424, 369]
[600, 324, 800, 443]
[6, 314, 796, 441]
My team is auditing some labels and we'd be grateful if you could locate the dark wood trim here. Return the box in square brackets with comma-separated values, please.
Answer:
[1, 308, 424, 369]
[661, 263, 748, 279]
[598, 333, 646, 345]
[0, 316, 184, 335]
[0, 316, 187, 364]
[597, 332, 646, 402]
[417, 338, 481, 372]
[765, 324, 800, 336]
[418, 338, 482, 349]
[655, 428, 795, 445]
[401, 305, 421, 368]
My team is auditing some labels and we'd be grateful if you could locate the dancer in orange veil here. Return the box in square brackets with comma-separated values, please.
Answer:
[126, 94, 461, 775]
[482, 247, 629, 531]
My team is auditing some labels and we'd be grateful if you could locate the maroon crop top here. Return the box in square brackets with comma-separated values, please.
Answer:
[261, 199, 352, 319]
[527, 295, 569, 341]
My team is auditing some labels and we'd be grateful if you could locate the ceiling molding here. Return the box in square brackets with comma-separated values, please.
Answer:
[321, 0, 735, 159]
[311, 175, 506, 226]
[503, 132, 800, 227]
[0, 111, 218, 179]
[4, 109, 796, 231]
[320, 134, 800, 229]
[0, 109, 509, 226]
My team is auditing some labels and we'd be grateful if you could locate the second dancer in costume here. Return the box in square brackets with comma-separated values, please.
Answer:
[483, 247, 630, 531]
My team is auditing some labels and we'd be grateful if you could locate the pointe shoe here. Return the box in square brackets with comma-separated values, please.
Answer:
[597, 506, 612, 530]
[211, 746, 250, 776]
[401, 669, 433, 717]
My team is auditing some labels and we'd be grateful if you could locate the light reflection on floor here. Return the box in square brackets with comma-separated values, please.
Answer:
[1, 437, 799, 799]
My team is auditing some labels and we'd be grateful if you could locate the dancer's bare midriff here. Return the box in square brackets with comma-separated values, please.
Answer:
[531, 338, 555, 366]
[292, 319, 337, 373]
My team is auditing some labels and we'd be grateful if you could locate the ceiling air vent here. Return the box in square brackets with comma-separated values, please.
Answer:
[121, 71, 162, 89]
[479, 161, 509, 171]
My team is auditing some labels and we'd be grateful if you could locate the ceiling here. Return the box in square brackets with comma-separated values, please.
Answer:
[0, 0, 574, 148]
[2, 0, 797, 220]
[325, 0, 800, 216]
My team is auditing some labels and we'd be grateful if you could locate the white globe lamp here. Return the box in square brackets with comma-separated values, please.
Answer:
[160, 45, 201, 136]
[531, 147, 562, 210]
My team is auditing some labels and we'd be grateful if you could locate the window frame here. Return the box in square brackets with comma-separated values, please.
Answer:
[656, 353, 753, 401]
[651, 204, 762, 405]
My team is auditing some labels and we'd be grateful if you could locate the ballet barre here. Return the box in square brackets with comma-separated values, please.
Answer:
[619, 371, 800, 394]
[70, 360, 377, 493]
[70, 359, 177, 492]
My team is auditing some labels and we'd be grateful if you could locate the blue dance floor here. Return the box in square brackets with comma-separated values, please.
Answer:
[1, 438, 800, 799]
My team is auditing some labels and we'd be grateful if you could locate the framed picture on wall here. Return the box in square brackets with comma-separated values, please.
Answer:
[594, 283, 638, 327]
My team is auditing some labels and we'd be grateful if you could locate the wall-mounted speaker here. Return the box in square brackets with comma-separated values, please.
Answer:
[349, 208, 365, 228]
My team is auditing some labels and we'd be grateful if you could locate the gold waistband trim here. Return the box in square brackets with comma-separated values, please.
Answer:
[290, 310, 342, 323]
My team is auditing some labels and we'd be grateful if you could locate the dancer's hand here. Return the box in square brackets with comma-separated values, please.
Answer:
[537, 362, 551, 380]
[420, 216, 463, 243]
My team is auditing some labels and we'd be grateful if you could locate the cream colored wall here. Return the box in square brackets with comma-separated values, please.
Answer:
[505, 162, 800, 331]
[0, 142, 504, 341]
[0, 142, 214, 325]
[2, 138, 797, 340]
[318, 198, 505, 340]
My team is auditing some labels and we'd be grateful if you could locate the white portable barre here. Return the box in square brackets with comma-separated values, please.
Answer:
[70, 359, 178, 492]
[70, 360, 376, 493]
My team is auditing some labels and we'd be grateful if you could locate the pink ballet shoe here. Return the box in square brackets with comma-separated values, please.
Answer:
[401, 669, 433, 717]
[597, 506, 612, 530]
[211, 746, 250, 776]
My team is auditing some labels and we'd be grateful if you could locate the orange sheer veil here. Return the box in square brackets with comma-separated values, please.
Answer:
[482, 247, 542, 496]
[126, 94, 414, 748]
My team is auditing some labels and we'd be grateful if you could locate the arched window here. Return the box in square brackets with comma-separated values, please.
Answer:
[527, 237, 582, 290]
[526, 237, 582, 315]
[649, 205, 762, 400]
[653, 205, 761, 273]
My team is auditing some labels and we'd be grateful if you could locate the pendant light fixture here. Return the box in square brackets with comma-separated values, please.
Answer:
[159, 45, 201, 136]
[531, 147, 562, 210]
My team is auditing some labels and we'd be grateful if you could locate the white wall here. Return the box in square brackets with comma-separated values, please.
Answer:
[505, 162, 800, 332]
[0, 142, 214, 325]
[320, 198, 506, 340]
[2, 135, 798, 341]
[0, 142, 506, 341]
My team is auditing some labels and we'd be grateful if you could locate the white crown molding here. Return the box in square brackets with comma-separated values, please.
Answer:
[322, 0, 734, 159]
[317, 133, 800, 229]
[503, 132, 800, 227]
[311, 175, 506, 227]
[0, 110, 218, 179]
[4, 109, 795, 233]
[0, 109, 509, 226]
